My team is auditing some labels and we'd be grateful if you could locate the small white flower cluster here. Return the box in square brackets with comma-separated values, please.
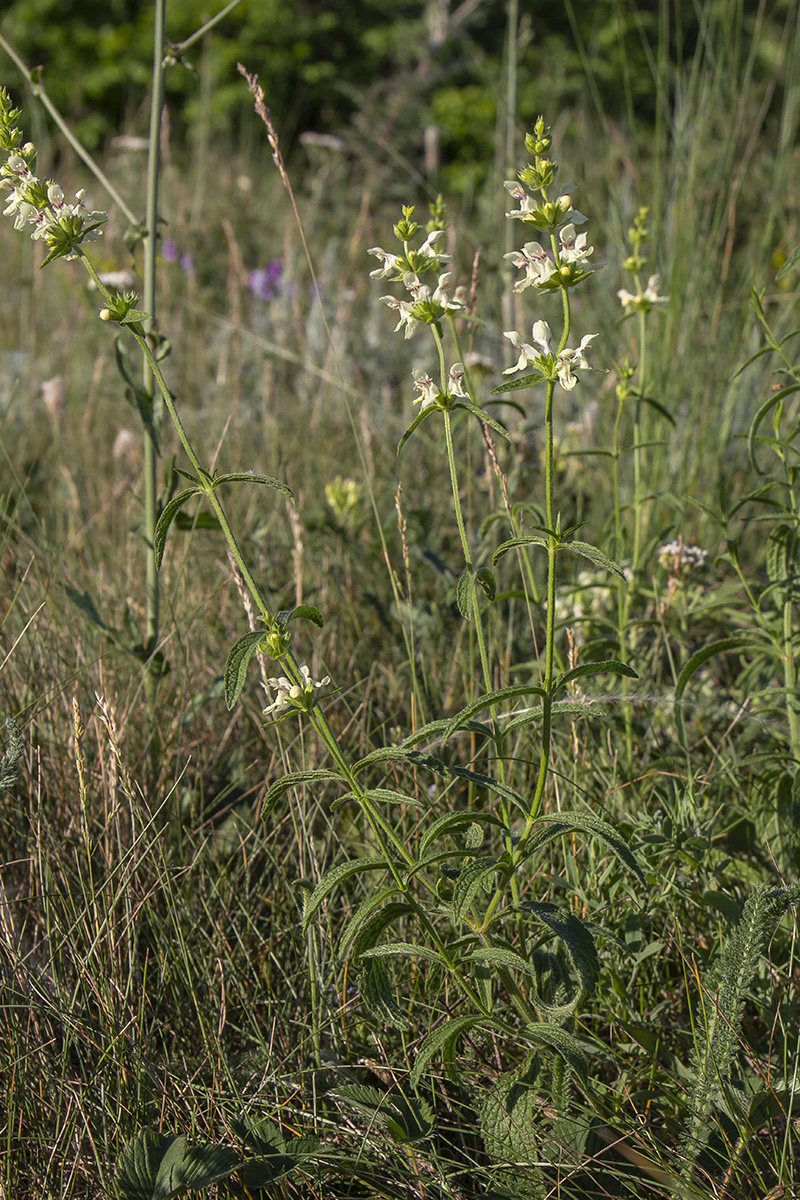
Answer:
[368, 228, 451, 279]
[263, 663, 331, 719]
[618, 274, 668, 313]
[657, 540, 709, 576]
[380, 270, 466, 339]
[505, 223, 594, 293]
[413, 362, 468, 409]
[503, 320, 597, 391]
[1, 88, 106, 261]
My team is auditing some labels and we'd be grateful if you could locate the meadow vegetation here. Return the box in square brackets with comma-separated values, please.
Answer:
[1, 2, 800, 1198]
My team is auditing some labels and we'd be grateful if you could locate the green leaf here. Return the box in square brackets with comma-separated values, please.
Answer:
[560, 540, 628, 578]
[766, 523, 797, 590]
[302, 856, 389, 930]
[520, 810, 645, 886]
[359, 941, 447, 966]
[153, 487, 202, 569]
[116, 1129, 174, 1200]
[337, 887, 404, 958]
[455, 570, 472, 619]
[359, 786, 427, 810]
[398, 404, 438, 453]
[776, 243, 800, 279]
[553, 659, 638, 697]
[263, 768, 348, 822]
[152, 1138, 241, 1198]
[639, 393, 676, 426]
[502, 698, 613, 736]
[209, 470, 294, 502]
[674, 636, 752, 750]
[516, 901, 600, 1007]
[452, 400, 511, 439]
[419, 810, 506, 856]
[452, 856, 502, 921]
[492, 534, 549, 566]
[442, 684, 547, 743]
[523, 1022, 589, 1085]
[276, 604, 324, 628]
[224, 630, 267, 710]
[358, 957, 410, 1029]
[492, 371, 543, 393]
[349, 901, 416, 960]
[330, 1084, 434, 1142]
[410, 1015, 487, 1088]
[351, 745, 451, 777]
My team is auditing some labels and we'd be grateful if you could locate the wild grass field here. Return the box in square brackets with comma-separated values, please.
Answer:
[1, 3, 800, 1198]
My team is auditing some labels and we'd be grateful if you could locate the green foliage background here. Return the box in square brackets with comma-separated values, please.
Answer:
[2, 0, 794, 187]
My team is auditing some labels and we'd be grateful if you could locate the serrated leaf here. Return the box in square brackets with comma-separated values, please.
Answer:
[276, 604, 324, 628]
[419, 810, 506, 856]
[455, 571, 472, 619]
[351, 901, 415, 960]
[502, 698, 613, 736]
[516, 901, 600, 1007]
[560, 540, 627, 578]
[553, 658, 637, 697]
[519, 810, 645, 886]
[480, 1062, 542, 1163]
[302, 856, 389, 930]
[361, 786, 427, 810]
[209, 471, 294, 502]
[359, 941, 446, 966]
[153, 487, 202, 569]
[115, 1129, 175, 1200]
[524, 1023, 589, 1085]
[358, 957, 410, 1028]
[338, 887, 404, 958]
[263, 768, 347, 822]
[224, 630, 267, 710]
[351, 745, 449, 777]
[492, 371, 544, 393]
[410, 1016, 487, 1088]
[492, 534, 549, 566]
[452, 856, 502, 921]
[330, 1084, 433, 1142]
[475, 566, 497, 600]
[766, 523, 796, 588]
[153, 1139, 241, 1198]
[442, 684, 547, 743]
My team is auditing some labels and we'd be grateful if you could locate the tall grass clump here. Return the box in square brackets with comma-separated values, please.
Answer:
[2, 3, 800, 1198]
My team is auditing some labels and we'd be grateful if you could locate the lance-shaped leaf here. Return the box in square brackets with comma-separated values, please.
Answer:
[358, 957, 410, 1029]
[493, 533, 550, 566]
[674, 635, 752, 751]
[225, 630, 267, 710]
[502, 698, 613, 736]
[275, 604, 324, 629]
[262, 767, 348, 821]
[419, 809, 506, 856]
[519, 810, 645, 885]
[398, 404, 439, 454]
[466, 945, 586, 1020]
[560, 540, 627, 578]
[153, 486, 203, 569]
[492, 371, 544, 393]
[410, 1015, 488, 1087]
[338, 886, 403, 958]
[329, 1084, 434, 1143]
[451, 856, 503, 922]
[442, 684, 547, 743]
[553, 659, 638, 699]
[451, 400, 511, 439]
[516, 901, 600, 1008]
[208, 471, 294, 502]
[359, 941, 447, 966]
[302, 856, 390, 930]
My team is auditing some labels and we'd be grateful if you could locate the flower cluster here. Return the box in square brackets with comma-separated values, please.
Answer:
[618, 273, 668, 314]
[501, 117, 598, 387]
[413, 362, 468, 410]
[503, 320, 597, 391]
[263, 664, 331, 719]
[369, 205, 465, 339]
[657, 540, 709, 577]
[1, 87, 106, 264]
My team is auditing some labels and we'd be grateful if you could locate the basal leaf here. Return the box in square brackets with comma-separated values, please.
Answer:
[153, 1139, 241, 1199]
[115, 1129, 175, 1200]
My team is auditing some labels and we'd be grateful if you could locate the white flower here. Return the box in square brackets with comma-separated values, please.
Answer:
[503, 320, 598, 389]
[381, 293, 418, 337]
[413, 371, 439, 408]
[504, 241, 557, 292]
[617, 274, 668, 311]
[448, 362, 468, 397]
[657, 540, 708, 576]
[263, 663, 330, 718]
[368, 246, 402, 277]
[503, 180, 537, 218]
[558, 223, 593, 263]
